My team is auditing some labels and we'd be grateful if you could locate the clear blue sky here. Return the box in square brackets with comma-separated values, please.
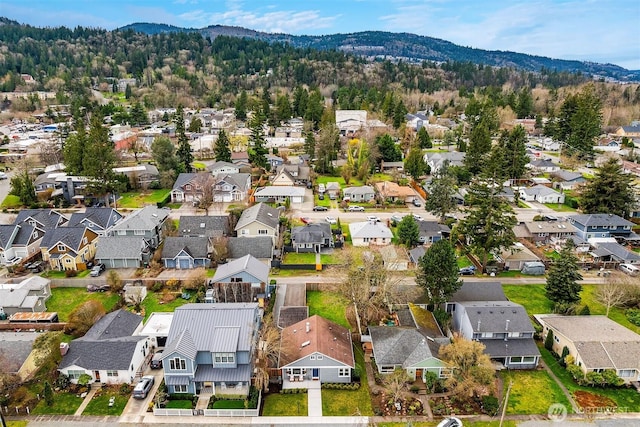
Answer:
[2, 0, 639, 69]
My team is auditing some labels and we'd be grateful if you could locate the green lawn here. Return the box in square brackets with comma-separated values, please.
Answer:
[82, 390, 128, 416]
[322, 346, 373, 416]
[47, 287, 120, 321]
[315, 176, 364, 188]
[41, 270, 70, 279]
[540, 345, 640, 411]
[6, 421, 29, 427]
[501, 369, 570, 414]
[283, 252, 317, 264]
[544, 203, 578, 212]
[166, 400, 193, 409]
[262, 393, 307, 416]
[270, 268, 321, 277]
[580, 285, 640, 334]
[502, 284, 553, 316]
[456, 255, 474, 268]
[1, 194, 22, 208]
[307, 290, 349, 328]
[140, 292, 196, 321]
[192, 161, 206, 170]
[117, 189, 171, 208]
[211, 399, 245, 409]
[32, 392, 84, 415]
[320, 252, 342, 265]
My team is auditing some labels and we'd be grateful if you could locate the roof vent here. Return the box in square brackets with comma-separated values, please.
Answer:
[301, 340, 310, 348]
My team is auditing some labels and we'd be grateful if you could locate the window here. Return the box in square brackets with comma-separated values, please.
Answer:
[231, 277, 242, 283]
[310, 355, 316, 361]
[241, 229, 249, 235]
[82, 237, 88, 244]
[316, 355, 323, 360]
[57, 244, 66, 251]
[174, 384, 188, 393]
[169, 358, 186, 370]
[68, 370, 85, 380]
[106, 370, 118, 377]
[338, 368, 350, 377]
[258, 229, 268, 235]
[117, 230, 127, 236]
[214, 353, 235, 364]
[523, 356, 536, 363]
[134, 230, 145, 235]
[619, 369, 635, 378]
[507, 332, 521, 338]
[480, 332, 493, 338]
[380, 365, 395, 373]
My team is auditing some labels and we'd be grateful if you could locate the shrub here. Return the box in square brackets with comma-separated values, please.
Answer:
[482, 395, 499, 416]
[166, 279, 181, 291]
[54, 373, 70, 390]
[544, 330, 554, 351]
[626, 308, 640, 327]
[566, 363, 585, 383]
[65, 269, 78, 277]
[578, 305, 590, 315]
[409, 385, 420, 393]
[151, 281, 163, 292]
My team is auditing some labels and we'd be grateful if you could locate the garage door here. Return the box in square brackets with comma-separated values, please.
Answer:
[179, 258, 191, 269]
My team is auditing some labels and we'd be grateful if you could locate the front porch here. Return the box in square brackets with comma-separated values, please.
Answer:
[282, 377, 321, 390]
[196, 381, 250, 396]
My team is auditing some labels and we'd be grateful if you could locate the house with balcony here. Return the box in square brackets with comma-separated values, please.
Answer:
[569, 214, 635, 241]
[40, 226, 99, 271]
[536, 315, 640, 385]
[67, 207, 124, 237]
[0, 223, 44, 266]
[108, 206, 169, 249]
[161, 303, 261, 395]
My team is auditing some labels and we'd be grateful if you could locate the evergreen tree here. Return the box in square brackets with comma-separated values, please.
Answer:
[43, 381, 54, 406]
[579, 158, 638, 218]
[83, 113, 118, 203]
[10, 170, 37, 206]
[151, 136, 179, 173]
[129, 102, 147, 126]
[235, 90, 248, 121]
[304, 89, 324, 130]
[275, 94, 292, 122]
[555, 84, 602, 158]
[396, 215, 420, 247]
[376, 134, 402, 163]
[175, 105, 193, 172]
[248, 112, 268, 169]
[464, 122, 492, 175]
[292, 86, 308, 118]
[213, 129, 232, 163]
[416, 126, 432, 149]
[303, 131, 316, 159]
[124, 84, 132, 99]
[417, 239, 462, 306]
[487, 125, 528, 180]
[188, 117, 202, 133]
[425, 161, 458, 221]
[545, 240, 582, 306]
[544, 329, 554, 351]
[62, 124, 87, 175]
[515, 87, 533, 118]
[393, 100, 408, 129]
[457, 179, 517, 272]
[404, 147, 427, 181]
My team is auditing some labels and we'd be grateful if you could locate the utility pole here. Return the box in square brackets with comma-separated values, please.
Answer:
[499, 380, 513, 427]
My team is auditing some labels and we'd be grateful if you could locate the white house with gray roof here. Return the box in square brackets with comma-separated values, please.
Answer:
[343, 185, 375, 202]
[161, 303, 261, 395]
[207, 161, 239, 175]
[519, 184, 565, 204]
[59, 309, 150, 384]
[0, 276, 51, 317]
[253, 186, 305, 204]
[349, 221, 393, 247]
[109, 206, 169, 249]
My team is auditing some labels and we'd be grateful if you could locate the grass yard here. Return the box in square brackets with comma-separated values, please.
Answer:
[269, 269, 321, 277]
[261, 392, 307, 416]
[140, 292, 196, 321]
[192, 161, 206, 170]
[322, 346, 373, 416]
[32, 392, 84, 415]
[501, 369, 570, 414]
[82, 391, 128, 416]
[502, 284, 553, 316]
[41, 270, 70, 279]
[580, 285, 640, 334]
[166, 400, 194, 409]
[1, 194, 22, 208]
[456, 255, 474, 268]
[283, 252, 317, 264]
[48, 287, 120, 321]
[544, 203, 578, 212]
[315, 175, 364, 188]
[320, 252, 342, 265]
[307, 290, 349, 328]
[7, 421, 29, 427]
[117, 189, 171, 208]
[211, 399, 245, 409]
[540, 346, 640, 411]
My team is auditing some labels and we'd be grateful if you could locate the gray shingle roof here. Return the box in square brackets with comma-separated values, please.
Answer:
[212, 254, 269, 284]
[348, 221, 393, 239]
[83, 309, 143, 340]
[408, 246, 425, 264]
[216, 173, 251, 192]
[207, 161, 239, 172]
[482, 338, 540, 358]
[172, 172, 198, 191]
[369, 327, 439, 368]
[14, 209, 67, 229]
[460, 301, 534, 333]
[41, 227, 91, 251]
[234, 203, 280, 231]
[592, 242, 640, 262]
[110, 206, 169, 232]
[553, 170, 584, 182]
[227, 237, 274, 260]
[178, 215, 231, 237]
[12, 223, 36, 246]
[68, 208, 123, 231]
[417, 221, 450, 237]
[343, 185, 375, 196]
[0, 224, 17, 248]
[291, 223, 332, 244]
[570, 213, 635, 228]
[161, 236, 209, 259]
[450, 281, 507, 302]
[96, 236, 148, 260]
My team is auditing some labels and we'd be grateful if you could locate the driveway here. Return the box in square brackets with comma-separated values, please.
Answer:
[119, 369, 165, 422]
[283, 282, 306, 306]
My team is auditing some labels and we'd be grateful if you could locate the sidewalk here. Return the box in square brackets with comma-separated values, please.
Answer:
[73, 385, 99, 416]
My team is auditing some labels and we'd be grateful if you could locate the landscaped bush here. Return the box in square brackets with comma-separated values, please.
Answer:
[626, 308, 640, 327]
[482, 395, 499, 416]
[279, 388, 307, 394]
[65, 269, 78, 277]
[321, 382, 360, 390]
[168, 393, 198, 406]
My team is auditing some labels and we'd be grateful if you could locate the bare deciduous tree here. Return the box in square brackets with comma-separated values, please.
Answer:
[597, 276, 634, 316]
[439, 334, 495, 398]
[383, 368, 412, 403]
[65, 300, 106, 337]
[211, 237, 229, 266]
[253, 313, 281, 392]
[193, 172, 216, 215]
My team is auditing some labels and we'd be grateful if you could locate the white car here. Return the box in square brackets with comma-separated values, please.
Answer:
[325, 216, 337, 224]
[0, 172, 7, 180]
[413, 214, 423, 221]
[366, 215, 380, 222]
[348, 206, 365, 212]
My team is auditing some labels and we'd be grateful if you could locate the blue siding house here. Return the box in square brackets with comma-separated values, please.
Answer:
[161, 303, 261, 396]
[569, 214, 635, 241]
[161, 236, 210, 269]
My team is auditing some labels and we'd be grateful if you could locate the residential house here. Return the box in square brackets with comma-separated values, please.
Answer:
[15, 209, 67, 230]
[536, 315, 640, 384]
[551, 170, 586, 191]
[408, 246, 426, 266]
[178, 216, 231, 238]
[95, 236, 150, 268]
[227, 237, 274, 265]
[343, 186, 375, 203]
[367, 305, 450, 380]
[519, 185, 565, 204]
[614, 124, 640, 138]
[0, 276, 51, 317]
[278, 315, 354, 388]
[234, 203, 280, 243]
[569, 214, 635, 241]
[231, 151, 250, 166]
[515, 221, 577, 245]
[207, 161, 240, 176]
[161, 303, 261, 395]
[272, 168, 296, 186]
[113, 164, 159, 189]
[0, 223, 43, 266]
[325, 182, 341, 199]
[374, 181, 416, 203]
[528, 158, 561, 173]
[109, 206, 170, 249]
[40, 227, 99, 271]
[335, 110, 367, 136]
[590, 241, 640, 264]
[266, 154, 284, 169]
[417, 221, 450, 245]
[424, 152, 465, 173]
[277, 164, 310, 183]
[213, 173, 251, 202]
[349, 221, 393, 247]
[379, 245, 409, 271]
[275, 126, 303, 138]
[67, 207, 124, 236]
[170, 173, 212, 204]
[405, 112, 430, 130]
[59, 309, 151, 384]
[161, 236, 211, 269]
[446, 282, 540, 369]
[253, 186, 305, 204]
[209, 254, 269, 303]
[291, 223, 333, 253]
[380, 161, 404, 173]
[497, 243, 541, 271]
[34, 172, 64, 195]
[540, 138, 562, 151]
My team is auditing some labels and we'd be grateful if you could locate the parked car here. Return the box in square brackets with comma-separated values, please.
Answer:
[390, 214, 405, 223]
[0, 172, 7, 180]
[300, 217, 311, 224]
[366, 215, 380, 222]
[150, 350, 164, 369]
[437, 417, 463, 427]
[318, 193, 325, 200]
[459, 266, 476, 276]
[27, 261, 45, 273]
[619, 263, 640, 277]
[87, 283, 110, 292]
[348, 206, 365, 212]
[132, 375, 155, 399]
[318, 183, 325, 193]
[313, 206, 328, 211]
[325, 216, 337, 224]
[412, 198, 422, 207]
[412, 214, 423, 221]
[89, 263, 106, 277]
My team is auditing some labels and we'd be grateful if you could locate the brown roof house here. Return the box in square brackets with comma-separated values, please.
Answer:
[278, 315, 354, 389]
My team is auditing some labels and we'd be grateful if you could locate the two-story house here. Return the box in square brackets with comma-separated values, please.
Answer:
[213, 173, 251, 203]
[161, 303, 261, 396]
[0, 223, 43, 266]
[515, 221, 577, 245]
[178, 215, 231, 239]
[40, 227, 99, 271]
[161, 236, 210, 269]
[291, 223, 333, 253]
[234, 203, 280, 243]
[113, 164, 159, 190]
[446, 282, 540, 370]
[569, 214, 635, 242]
[209, 254, 269, 303]
[109, 206, 170, 249]
[170, 173, 212, 204]
[207, 161, 240, 176]
[0, 276, 51, 317]
[67, 207, 124, 236]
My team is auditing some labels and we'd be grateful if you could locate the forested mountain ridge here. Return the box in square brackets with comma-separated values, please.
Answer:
[119, 22, 640, 82]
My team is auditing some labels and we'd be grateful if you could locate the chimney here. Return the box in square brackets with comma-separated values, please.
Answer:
[505, 319, 510, 331]
[306, 322, 310, 333]
[60, 342, 69, 356]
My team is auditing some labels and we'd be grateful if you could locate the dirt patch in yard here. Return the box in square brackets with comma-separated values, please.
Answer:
[574, 390, 616, 410]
